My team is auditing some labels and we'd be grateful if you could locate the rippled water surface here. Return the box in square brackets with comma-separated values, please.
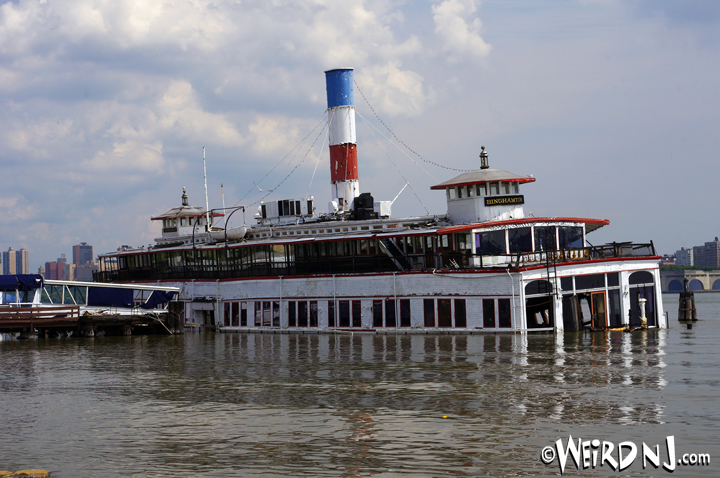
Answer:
[1, 294, 719, 477]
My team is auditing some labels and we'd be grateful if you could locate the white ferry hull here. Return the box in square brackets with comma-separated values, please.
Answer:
[131, 256, 664, 333]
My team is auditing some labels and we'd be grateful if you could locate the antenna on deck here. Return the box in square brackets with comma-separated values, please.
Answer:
[203, 146, 210, 231]
[221, 183, 226, 228]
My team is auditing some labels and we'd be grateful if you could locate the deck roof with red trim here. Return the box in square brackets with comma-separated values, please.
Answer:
[437, 217, 609, 234]
[430, 168, 536, 190]
[151, 205, 224, 221]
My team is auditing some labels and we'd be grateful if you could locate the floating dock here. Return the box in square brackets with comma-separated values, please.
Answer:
[0, 275, 181, 338]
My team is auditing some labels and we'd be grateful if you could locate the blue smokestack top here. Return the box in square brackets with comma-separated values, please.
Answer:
[325, 68, 354, 108]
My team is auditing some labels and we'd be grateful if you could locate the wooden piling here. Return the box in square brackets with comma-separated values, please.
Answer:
[678, 291, 697, 321]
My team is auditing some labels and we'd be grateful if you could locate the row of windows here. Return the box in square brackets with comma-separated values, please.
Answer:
[119, 226, 586, 273]
[447, 181, 520, 200]
[162, 216, 208, 229]
[476, 226, 584, 255]
[117, 235, 460, 271]
[222, 298, 512, 329]
[524, 271, 655, 297]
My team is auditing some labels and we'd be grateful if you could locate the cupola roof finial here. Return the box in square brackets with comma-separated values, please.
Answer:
[480, 146, 489, 170]
[181, 188, 188, 206]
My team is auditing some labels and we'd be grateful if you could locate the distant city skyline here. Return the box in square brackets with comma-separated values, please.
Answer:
[673, 237, 720, 268]
[0, 242, 99, 281]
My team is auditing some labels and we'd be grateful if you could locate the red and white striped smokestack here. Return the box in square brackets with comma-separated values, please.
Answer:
[325, 68, 360, 213]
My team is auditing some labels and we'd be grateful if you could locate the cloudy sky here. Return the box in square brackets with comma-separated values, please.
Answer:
[1, 0, 719, 271]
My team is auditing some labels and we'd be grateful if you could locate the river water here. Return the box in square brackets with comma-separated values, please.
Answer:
[1, 294, 718, 477]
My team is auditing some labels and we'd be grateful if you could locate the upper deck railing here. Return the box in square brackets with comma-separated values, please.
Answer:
[509, 241, 656, 268]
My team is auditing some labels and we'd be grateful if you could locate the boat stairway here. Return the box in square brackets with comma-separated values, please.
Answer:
[378, 239, 412, 270]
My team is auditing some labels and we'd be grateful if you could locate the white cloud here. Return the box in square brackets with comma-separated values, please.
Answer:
[85, 139, 165, 173]
[358, 62, 434, 117]
[0, 67, 21, 92]
[248, 116, 302, 156]
[307, 3, 423, 67]
[432, 0, 492, 60]
[0, 196, 39, 223]
[156, 80, 245, 148]
[2, 118, 76, 160]
[0, 0, 232, 55]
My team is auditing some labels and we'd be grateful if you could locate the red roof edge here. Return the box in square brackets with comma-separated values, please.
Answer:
[437, 217, 610, 234]
[151, 213, 225, 221]
[430, 177, 536, 190]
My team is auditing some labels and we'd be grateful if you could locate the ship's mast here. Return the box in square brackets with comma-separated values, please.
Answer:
[221, 183, 226, 227]
[203, 146, 210, 230]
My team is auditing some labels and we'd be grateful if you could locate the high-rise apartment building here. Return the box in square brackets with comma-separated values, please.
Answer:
[17, 248, 29, 274]
[44, 254, 71, 280]
[693, 238, 720, 268]
[45, 261, 64, 280]
[675, 247, 694, 267]
[2, 248, 15, 275]
[2, 247, 29, 275]
[73, 242, 94, 265]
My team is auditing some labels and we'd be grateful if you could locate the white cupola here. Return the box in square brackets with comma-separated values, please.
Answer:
[430, 147, 536, 225]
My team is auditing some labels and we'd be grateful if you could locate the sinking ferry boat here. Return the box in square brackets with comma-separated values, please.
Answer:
[95, 68, 664, 333]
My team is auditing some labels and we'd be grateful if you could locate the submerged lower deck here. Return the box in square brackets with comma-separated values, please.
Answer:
[167, 258, 665, 333]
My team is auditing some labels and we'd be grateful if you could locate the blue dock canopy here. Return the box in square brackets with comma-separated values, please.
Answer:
[87, 287, 134, 308]
[141, 290, 177, 309]
[0, 274, 43, 291]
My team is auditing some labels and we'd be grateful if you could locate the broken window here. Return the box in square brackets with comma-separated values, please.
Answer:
[339, 300, 350, 327]
[558, 226, 583, 248]
[575, 273, 604, 290]
[298, 301, 308, 327]
[224, 303, 231, 326]
[483, 299, 495, 328]
[508, 227, 532, 253]
[385, 299, 396, 327]
[525, 280, 552, 295]
[309, 301, 318, 327]
[352, 300, 362, 327]
[534, 226, 556, 251]
[476, 230, 506, 255]
[288, 301, 296, 327]
[438, 299, 452, 327]
[373, 300, 383, 327]
[263, 301, 272, 326]
[327, 301, 335, 327]
[424, 299, 435, 327]
[400, 299, 411, 327]
[232, 302, 240, 326]
[455, 299, 467, 327]
[525, 297, 553, 328]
